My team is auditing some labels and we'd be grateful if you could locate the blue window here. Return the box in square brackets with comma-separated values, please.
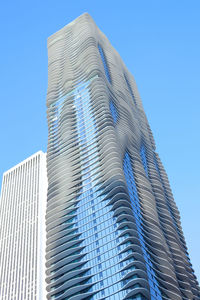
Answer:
[65, 79, 126, 299]
[124, 74, 137, 106]
[98, 44, 112, 83]
[123, 152, 162, 300]
[154, 154, 181, 238]
[109, 100, 118, 124]
[140, 144, 148, 177]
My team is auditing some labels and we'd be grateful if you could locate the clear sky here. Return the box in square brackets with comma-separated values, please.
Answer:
[0, 0, 199, 283]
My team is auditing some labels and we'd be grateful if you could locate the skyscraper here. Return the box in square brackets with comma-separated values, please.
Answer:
[0, 151, 47, 300]
[45, 13, 200, 300]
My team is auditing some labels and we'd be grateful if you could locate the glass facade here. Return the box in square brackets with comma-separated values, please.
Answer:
[124, 74, 137, 106]
[46, 13, 200, 300]
[48, 79, 145, 299]
[109, 100, 118, 125]
[153, 154, 178, 230]
[123, 152, 162, 300]
[98, 44, 112, 84]
[140, 145, 148, 178]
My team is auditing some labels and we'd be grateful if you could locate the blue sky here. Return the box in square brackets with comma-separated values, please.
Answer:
[0, 0, 199, 282]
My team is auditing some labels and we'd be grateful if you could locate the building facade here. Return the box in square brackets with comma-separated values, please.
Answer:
[45, 14, 200, 300]
[0, 151, 47, 300]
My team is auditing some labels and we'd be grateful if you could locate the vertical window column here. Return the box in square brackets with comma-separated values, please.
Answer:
[123, 152, 162, 300]
[98, 44, 112, 84]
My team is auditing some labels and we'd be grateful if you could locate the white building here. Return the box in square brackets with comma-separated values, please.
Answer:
[0, 151, 47, 300]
